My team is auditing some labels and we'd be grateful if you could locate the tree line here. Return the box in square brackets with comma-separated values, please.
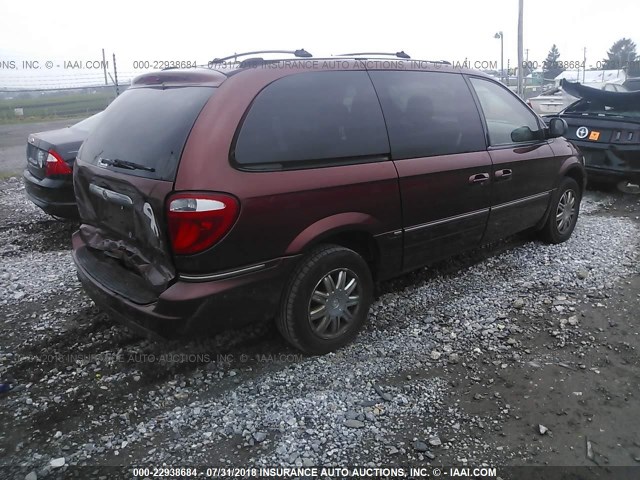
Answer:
[541, 38, 638, 79]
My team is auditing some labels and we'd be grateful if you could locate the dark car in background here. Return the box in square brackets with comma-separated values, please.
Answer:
[545, 80, 640, 193]
[24, 113, 102, 218]
[71, 52, 584, 354]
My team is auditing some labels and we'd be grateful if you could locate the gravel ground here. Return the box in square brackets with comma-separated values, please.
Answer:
[1, 177, 639, 479]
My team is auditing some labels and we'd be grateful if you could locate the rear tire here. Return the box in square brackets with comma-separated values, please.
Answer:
[540, 177, 581, 244]
[277, 244, 373, 355]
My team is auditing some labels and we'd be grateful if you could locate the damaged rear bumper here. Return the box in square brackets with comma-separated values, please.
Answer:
[72, 232, 299, 338]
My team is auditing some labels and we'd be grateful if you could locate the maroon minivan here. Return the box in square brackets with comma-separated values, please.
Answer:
[72, 51, 585, 354]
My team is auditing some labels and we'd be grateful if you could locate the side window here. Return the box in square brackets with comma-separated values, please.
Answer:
[369, 71, 486, 160]
[469, 77, 541, 146]
[234, 71, 389, 167]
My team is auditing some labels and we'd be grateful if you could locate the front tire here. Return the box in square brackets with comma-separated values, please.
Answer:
[277, 244, 373, 355]
[540, 177, 581, 244]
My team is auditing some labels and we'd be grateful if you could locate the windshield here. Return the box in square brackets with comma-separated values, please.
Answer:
[79, 86, 215, 181]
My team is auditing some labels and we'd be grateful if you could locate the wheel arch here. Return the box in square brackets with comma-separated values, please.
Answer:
[563, 164, 586, 193]
[285, 213, 382, 279]
[557, 157, 586, 192]
[536, 169, 583, 231]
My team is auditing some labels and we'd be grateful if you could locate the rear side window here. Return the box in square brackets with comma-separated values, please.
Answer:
[369, 71, 486, 159]
[79, 86, 214, 180]
[233, 71, 389, 168]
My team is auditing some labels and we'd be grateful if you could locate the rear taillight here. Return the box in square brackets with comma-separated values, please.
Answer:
[167, 193, 239, 255]
[45, 149, 72, 176]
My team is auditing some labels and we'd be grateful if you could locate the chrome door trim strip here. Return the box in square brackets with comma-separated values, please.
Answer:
[405, 208, 490, 233]
[491, 190, 552, 211]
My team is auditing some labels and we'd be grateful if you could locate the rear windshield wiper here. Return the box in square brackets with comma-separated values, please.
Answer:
[99, 157, 156, 172]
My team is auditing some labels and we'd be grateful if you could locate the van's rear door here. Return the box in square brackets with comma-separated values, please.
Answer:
[73, 84, 216, 302]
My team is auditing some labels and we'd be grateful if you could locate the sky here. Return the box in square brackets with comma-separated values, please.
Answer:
[1, 0, 639, 89]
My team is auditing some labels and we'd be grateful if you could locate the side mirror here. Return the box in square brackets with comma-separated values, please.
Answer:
[511, 126, 536, 142]
[547, 117, 568, 138]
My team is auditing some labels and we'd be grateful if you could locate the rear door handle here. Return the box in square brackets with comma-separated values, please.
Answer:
[495, 168, 513, 180]
[469, 173, 490, 184]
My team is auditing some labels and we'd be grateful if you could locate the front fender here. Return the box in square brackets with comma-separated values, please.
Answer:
[558, 155, 586, 191]
[549, 138, 586, 190]
[535, 152, 585, 231]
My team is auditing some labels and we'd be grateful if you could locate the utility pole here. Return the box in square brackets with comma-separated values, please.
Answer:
[501, 36, 504, 84]
[495, 31, 504, 83]
[583, 47, 587, 83]
[112, 53, 119, 96]
[102, 49, 108, 85]
[517, 0, 524, 97]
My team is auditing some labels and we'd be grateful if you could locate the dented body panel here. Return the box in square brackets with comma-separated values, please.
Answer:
[74, 162, 176, 294]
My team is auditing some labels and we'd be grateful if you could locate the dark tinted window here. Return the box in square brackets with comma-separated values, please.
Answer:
[469, 77, 541, 145]
[80, 86, 213, 180]
[234, 71, 389, 167]
[369, 71, 486, 159]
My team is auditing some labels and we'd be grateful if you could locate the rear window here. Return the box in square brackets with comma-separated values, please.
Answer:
[79, 86, 214, 180]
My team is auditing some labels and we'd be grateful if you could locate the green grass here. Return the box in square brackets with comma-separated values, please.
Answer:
[0, 92, 115, 124]
[0, 114, 91, 126]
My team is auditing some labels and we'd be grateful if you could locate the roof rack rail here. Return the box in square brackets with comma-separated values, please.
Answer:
[209, 49, 312, 65]
[336, 51, 411, 59]
[238, 58, 269, 68]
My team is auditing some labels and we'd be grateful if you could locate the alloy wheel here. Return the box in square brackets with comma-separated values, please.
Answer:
[308, 268, 360, 339]
[556, 189, 576, 235]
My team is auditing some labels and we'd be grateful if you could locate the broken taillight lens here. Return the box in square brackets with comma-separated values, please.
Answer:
[45, 149, 72, 176]
[167, 193, 239, 255]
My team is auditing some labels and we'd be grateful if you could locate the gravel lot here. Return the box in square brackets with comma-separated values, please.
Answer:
[1, 177, 639, 479]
